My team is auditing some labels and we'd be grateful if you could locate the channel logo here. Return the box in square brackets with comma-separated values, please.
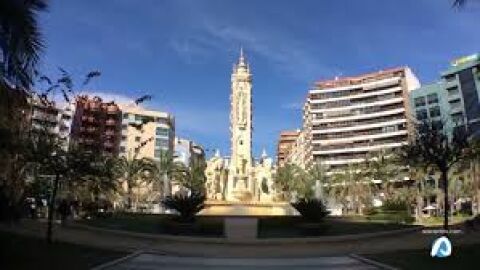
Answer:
[430, 236, 452, 258]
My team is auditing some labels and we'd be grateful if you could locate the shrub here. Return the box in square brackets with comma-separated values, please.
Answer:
[381, 199, 409, 212]
[291, 198, 330, 222]
[162, 191, 205, 223]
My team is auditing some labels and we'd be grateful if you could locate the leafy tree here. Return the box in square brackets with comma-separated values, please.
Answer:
[397, 122, 472, 230]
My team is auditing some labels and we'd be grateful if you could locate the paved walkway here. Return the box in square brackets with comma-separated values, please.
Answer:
[96, 253, 381, 270]
[2, 219, 480, 259]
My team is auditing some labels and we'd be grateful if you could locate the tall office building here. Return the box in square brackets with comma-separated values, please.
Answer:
[410, 53, 480, 139]
[119, 104, 175, 160]
[441, 53, 480, 138]
[304, 67, 420, 171]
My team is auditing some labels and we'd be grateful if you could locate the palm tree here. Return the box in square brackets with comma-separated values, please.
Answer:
[0, 0, 47, 88]
[273, 163, 305, 201]
[329, 163, 370, 215]
[364, 150, 401, 199]
[307, 163, 327, 199]
[113, 152, 152, 210]
[173, 160, 207, 194]
[152, 150, 177, 199]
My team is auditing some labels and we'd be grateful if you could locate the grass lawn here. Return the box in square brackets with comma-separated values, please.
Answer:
[364, 243, 480, 270]
[80, 213, 224, 237]
[258, 216, 417, 238]
[0, 231, 127, 270]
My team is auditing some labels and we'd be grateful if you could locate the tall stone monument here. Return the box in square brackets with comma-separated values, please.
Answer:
[205, 49, 276, 203]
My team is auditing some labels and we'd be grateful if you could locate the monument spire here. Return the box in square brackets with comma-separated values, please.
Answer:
[238, 47, 247, 68]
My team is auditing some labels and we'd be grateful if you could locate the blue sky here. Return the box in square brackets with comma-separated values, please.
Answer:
[39, 0, 480, 158]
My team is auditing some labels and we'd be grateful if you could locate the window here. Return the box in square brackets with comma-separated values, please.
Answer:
[154, 149, 162, 158]
[155, 139, 169, 148]
[449, 99, 462, 110]
[156, 127, 169, 136]
[135, 136, 141, 142]
[119, 146, 125, 153]
[444, 74, 456, 82]
[414, 97, 426, 107]
[427, 93, 438, 104]
[123, 113, 129, 119]
[432, 120, 443, 131]
[416, 109, 428, 120]
[121, 135, 127, 141]
[429, 106, 441, 118]
[447, 86, 459, 96]
[121, 124, 127, 130]
[135, 114, 143, 121]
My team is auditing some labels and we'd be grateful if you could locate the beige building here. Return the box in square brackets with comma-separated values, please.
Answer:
[119, 104, 175, 160]
[205, 49, 276, 202]
[303, 67, 420, 172]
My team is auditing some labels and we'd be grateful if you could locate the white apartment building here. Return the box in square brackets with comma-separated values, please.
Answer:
[304, 67, 420, 171]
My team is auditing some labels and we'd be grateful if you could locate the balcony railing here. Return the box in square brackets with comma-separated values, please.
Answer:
[105, 119, 116, 126]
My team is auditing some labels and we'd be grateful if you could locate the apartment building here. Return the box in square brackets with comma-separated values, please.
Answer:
[304, 67, 420, 171]
[276, 130, 299, 167]
[173, 137, 205, 167]
[119, 104, 175, 160]
[30, 99, 74, 150]
[70, 96, 122, 155]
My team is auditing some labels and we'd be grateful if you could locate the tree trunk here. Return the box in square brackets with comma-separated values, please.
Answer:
[127, 183, 132, 210]
[163, 173, 169, 198]
[441, 171, 449, 231]
[47, 173, 60, 244]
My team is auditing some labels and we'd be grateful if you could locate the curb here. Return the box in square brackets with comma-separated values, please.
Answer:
[349, 254, 399, 270]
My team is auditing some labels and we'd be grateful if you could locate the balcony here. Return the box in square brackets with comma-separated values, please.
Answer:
[106, 119, 116, 126]
[105, 130, 115, 137]
[86, 127, 97, 133]
[104, 141, 114, 148]
[106, 104, 119, 114]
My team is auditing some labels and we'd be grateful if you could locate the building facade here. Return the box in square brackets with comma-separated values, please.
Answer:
[119, 104, 175, 160]
[303, 67, 420, 171]
[440, 53, 480, 138]
[276, 130, 299, 167]
[70, 96, 122, 155]
[173, 137, 205, 167]
[205, 49, 276, 202]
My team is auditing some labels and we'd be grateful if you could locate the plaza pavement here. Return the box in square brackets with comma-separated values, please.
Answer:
[94, 252, 383, 270]
[2, 220, 480, 269]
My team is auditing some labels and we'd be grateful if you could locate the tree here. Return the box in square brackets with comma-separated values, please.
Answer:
[113, 152, 152, 210]
[329, 163, 371, 215]
[307, 163, 327, 199]
[397, 122, 472, 231]
[172, 159, 207, 194]
[0, 0, 48, 88]
[273, 164, 311, 201]
[152, 150, 177, 199]
[364, 150, 402, 198]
